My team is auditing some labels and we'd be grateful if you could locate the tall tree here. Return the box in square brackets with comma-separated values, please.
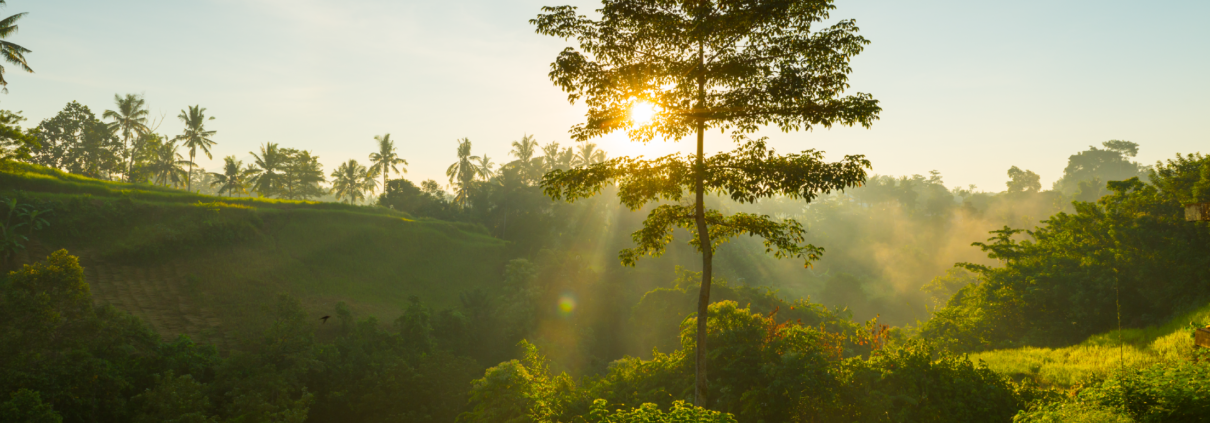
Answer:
[572, 141, 605, 167]
[475, 155, 496, 180]
[0, 0, 32, 93]
[446, 138, 481, 207]
[33, 101, 123, 178]
[210, 156, 257, 197]
[329, 159, 375, 204]
[540, 141, 563, 172]
[533, 0, 879, 405]
[368, 133, 407, 193]
[1052, 140, 1145, 195]
[102, 94, 150, 182]
[249, 142, 284, 197]
[148, 138, 191, 187]
[1006, 166, 1041, 193]
[279, 148, 327, 200]
[510, 134, 539, 164]
[0, 110, 36, 161]
[174, 105, 216, 192]
[510, 134, 541, 182]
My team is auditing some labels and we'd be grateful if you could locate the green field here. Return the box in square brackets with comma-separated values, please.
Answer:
[972, 302, 1210, 388]
[2, 161, 510, 349]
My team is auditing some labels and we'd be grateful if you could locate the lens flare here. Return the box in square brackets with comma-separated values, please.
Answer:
[630, 101, 657, 124]
[558, 293, 577, 316]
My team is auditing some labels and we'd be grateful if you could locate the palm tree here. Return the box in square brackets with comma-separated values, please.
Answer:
[102, 94, 151, 182]
[540, 141, 561, 172]
[148, 138, 191, 187]
[509, 134, 541, 182]
[368, 133, 407, 193]
[210, 156, 256, 197]
[445, 138, 480, 207]
[174, 105, 216, 192]
[0, 1, 33, 93]
[573, 141, 606, 167]
[250, 142, 284, 197]
[329, 159, 375, 204]
[510, 134, 539, 164]
[475, 155, 496, 180]
[556, 146, 576, 170]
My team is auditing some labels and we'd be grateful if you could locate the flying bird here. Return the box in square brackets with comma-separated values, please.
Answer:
[320, 315, 331, 324]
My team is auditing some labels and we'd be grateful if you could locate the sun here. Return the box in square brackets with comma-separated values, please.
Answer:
[630, 100, 657, 124]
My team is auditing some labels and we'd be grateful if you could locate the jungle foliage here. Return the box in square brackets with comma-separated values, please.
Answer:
[921, 154, 1210, 352]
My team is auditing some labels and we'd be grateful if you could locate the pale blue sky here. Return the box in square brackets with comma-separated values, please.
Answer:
[4, 0, 1208, 192]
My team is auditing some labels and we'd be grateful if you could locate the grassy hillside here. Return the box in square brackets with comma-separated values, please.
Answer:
[971, 302, 1210, 388]
[1, 162, 510, 349]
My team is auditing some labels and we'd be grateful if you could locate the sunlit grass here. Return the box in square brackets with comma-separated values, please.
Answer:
[973, 303, 1210, 387]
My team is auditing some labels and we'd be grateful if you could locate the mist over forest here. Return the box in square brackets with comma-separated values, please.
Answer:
[2, 0, 1209, 422]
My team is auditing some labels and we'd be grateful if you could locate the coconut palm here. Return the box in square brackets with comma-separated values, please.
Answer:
[368, 133, 407, 194]
[0, 1, 33, 93]
[102, 93, 151, 182]
[249, 142, 284, 197]
[209, 156, 257, 197]
[329, 159, 376, 204]
[556, 146, 576, 170]
[446, 138, 480, 207]
[148, 139, 191, 187]
[540, 141, 561, 172]
[510, 134, 539, 165]
[509, 134, 541, 182]
[174, 105, 216, 192]
[475, 155, 496, 180]
[573, 141, 606, 168]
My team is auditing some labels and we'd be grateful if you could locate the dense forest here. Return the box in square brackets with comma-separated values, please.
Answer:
[2, 0, 1210, 422]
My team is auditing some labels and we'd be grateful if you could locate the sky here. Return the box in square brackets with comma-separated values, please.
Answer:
[4, 0, 1208, 192]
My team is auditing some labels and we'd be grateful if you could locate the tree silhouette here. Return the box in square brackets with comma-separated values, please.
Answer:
[533, 0, 879, 405]
[148, 138, 191, 187]
[278, 148, 327, 200]
[0, 0, 33, 93]
[1006, 166, 1041, 193]
[174, 105, 216, 192]
[102, 94, 151, 182]
[509, 134, 541, 183]
[369, 133, 407, 195]
[446, 138, 481, 207]
[249, 142, 284, 197]
[210, 156, 257, 197]
[329, 159, 375, 204]
[475, 155, 497, 180]
[572, 141, 606, 168]
[34, 102, 122, 178]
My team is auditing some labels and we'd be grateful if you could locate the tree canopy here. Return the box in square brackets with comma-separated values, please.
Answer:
[533, 0, 880, 405]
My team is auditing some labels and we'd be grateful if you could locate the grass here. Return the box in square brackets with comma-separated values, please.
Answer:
[971, 303, 1210, 388]
[2, 161, 510, 349]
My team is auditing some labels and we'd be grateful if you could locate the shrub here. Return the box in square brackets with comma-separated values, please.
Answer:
[579, 399, 736, 423]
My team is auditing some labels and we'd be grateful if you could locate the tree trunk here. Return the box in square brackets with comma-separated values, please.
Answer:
[693, 42, 713, 408]
[187, 152, 194, 192]
[125, 133, 134, 183]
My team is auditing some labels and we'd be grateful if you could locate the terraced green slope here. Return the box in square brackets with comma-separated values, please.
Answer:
[1, 162, 510, 349]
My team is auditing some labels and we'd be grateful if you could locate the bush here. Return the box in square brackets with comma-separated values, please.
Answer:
[579, 400, 736, 423]
[0, 389, 63, 423]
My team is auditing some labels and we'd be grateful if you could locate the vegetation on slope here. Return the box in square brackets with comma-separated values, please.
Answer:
[1, 160, 509, 345]
[920, 153, 1210, 351]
